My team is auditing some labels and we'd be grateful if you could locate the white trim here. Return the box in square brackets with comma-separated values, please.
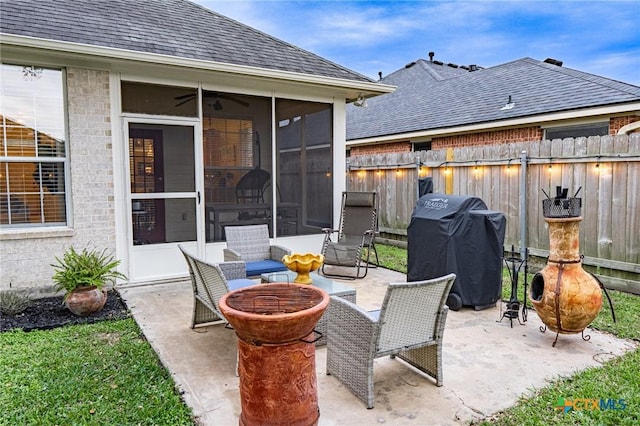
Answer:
[617, 121, 640, 135]
[1, 34, 395, 98]
[347, 102, 640, 146]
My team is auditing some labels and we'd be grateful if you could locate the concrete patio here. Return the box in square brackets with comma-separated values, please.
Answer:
[118, 267, 637, 425]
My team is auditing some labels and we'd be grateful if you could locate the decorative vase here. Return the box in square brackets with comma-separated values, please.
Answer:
[220, 283, 329, 426]
[282, 253, 324, 284]
[65, 286, 108, 316]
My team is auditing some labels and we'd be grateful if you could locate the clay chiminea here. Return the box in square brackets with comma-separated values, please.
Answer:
[530, 187, 602, 346]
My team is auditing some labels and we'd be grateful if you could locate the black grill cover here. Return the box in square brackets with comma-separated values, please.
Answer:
[407, 194, 506, 310]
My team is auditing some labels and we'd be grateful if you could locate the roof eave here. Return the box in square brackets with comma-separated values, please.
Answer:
[347, 102, 640, 146]
[1, 33, 395, 99]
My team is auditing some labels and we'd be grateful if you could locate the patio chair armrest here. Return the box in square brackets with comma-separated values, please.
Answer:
[223, 248, 243, 261]
[270, 245, 291, 260]
[217, 261, 247, 280]
[327, 296, 378, 346]
[321, 227, 338, 234]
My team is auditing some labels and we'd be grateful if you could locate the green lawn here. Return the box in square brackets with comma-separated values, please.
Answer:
[0, 319, 195, 425]
[376, 243, 640, 425]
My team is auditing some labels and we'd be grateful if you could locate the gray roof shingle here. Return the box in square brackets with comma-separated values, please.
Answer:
[0, 0, 373, 83]
[347, 58, 640, 140]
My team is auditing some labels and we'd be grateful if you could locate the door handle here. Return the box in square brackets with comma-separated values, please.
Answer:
[197, 191, 201, 205]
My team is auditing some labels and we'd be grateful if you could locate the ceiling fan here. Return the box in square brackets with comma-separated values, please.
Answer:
[174, 91, 250, 108]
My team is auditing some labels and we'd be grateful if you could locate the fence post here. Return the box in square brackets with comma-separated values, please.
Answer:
[519, 150, 528, 260]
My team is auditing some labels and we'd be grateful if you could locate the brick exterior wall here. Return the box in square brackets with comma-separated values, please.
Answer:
[431, 127, 544, 149]
[350, 141, 412, 156]
[350, 116, 640, 155]
[610, 115, 640, 134]
[0, 68, 116, 292]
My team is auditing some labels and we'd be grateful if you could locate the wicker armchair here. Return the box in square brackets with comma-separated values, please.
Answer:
[223, 224, 290, 277]
[326, 273, 457, 408]
[179, 245, 256, 328]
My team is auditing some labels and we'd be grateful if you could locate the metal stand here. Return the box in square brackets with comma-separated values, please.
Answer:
[498, 246, 528, 327]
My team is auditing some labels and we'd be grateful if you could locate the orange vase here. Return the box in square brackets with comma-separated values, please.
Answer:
[65, 286, 107, 316]
[530, 216, 602, 341]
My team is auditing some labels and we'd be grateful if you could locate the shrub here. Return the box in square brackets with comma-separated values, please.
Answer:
[0, 286, 32, 316]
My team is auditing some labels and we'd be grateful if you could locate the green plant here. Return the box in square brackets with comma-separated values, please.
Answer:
[51, 246, 126, 298]
[0, 284, 32, 316]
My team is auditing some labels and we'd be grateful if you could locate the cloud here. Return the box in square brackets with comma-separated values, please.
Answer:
[195, 0, 640, 85]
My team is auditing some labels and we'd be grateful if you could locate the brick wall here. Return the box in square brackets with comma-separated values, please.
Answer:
[610, 115, 640, 134]
[432, 126, 544, 149]
[350, 116, 640, 156]
[350, 141, 411, 156]
[0, 68, 116, 292]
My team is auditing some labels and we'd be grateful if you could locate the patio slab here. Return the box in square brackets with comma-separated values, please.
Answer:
[118, 267, 637, 425]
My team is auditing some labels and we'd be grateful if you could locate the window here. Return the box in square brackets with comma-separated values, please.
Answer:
[413, 141, 432, 152]
[544, 123, 608, 140]
[1, 64, 67, 227]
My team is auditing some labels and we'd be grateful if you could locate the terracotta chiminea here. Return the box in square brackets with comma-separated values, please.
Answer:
[530, 189, 603, 346]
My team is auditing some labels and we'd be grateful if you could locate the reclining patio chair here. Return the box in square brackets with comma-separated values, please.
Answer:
[320, 191, 379, 279]
[179, 245, 256, 328]
[326, 273, 457, 408]
[223, 224, 290, 277]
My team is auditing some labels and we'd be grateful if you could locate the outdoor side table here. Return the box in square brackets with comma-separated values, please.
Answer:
[261, 270, 357, 346]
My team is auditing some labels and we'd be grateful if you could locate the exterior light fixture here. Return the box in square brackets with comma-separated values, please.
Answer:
[353, 93, 368, 108]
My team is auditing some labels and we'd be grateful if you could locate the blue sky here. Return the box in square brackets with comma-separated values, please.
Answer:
[194, 0, 640, 85]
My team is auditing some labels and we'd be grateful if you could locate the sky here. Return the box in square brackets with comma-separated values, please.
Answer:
[193, 0, 640, 86]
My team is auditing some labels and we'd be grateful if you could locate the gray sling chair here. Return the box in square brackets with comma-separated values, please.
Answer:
[326, 273, 457, 408]
[320, 191, 379, 279]
[178, 245, 255, 328]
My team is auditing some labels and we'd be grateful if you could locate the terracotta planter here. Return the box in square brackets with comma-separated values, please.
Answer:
[65, 286, 108, 316]
[282, 253, 324, 284]
[220, 283, 329, 426]
[530, 216, 602, 338]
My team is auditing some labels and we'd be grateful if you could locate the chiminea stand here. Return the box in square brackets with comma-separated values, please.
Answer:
[498, 245, 529, 327]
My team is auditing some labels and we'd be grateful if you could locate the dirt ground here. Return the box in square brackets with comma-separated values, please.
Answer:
[0, 290, 130, 332]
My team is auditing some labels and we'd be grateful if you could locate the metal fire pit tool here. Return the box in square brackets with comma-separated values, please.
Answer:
[498, 245, 529, 327]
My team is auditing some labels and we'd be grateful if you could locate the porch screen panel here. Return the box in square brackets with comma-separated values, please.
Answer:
[276, 100, 333, 234]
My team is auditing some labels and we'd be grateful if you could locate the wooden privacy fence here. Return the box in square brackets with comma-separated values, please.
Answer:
[347, 134, 640, 293]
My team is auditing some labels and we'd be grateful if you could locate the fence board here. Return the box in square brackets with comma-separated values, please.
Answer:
[346, 134, 640, 287]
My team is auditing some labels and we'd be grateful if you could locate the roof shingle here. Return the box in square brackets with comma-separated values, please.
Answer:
[347, 57, 640, 140]
[0, 0, 373, 83]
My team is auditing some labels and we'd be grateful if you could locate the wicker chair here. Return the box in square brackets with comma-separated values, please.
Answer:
[326, 273, 457, 408]
[179, 245, 256, 328]
[223, 224, 291, 277]
[320, 191, 379, 279]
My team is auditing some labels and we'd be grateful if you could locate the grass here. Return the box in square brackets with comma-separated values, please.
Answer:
[0, 318, 195, 425]
[376, 243, 640, 425]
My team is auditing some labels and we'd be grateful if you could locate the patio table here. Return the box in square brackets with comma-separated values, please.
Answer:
[260, 270, 356, 346]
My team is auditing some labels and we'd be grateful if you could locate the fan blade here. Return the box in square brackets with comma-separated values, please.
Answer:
[217, 94, 250, 107]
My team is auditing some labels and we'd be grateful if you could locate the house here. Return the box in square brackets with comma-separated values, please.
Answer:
[346, 55, 640, 155]
[0, 0, 393, 288]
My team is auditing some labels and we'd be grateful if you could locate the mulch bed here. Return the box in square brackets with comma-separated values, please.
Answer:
[1, 290, 130, 332]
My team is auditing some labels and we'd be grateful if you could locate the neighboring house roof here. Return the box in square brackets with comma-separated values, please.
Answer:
[0, 0, 373, 84]
[347, 57, 640, 141]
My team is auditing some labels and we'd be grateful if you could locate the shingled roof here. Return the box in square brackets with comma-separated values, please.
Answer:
[0, 0, 372, 83]
[347, 57, 640, 140]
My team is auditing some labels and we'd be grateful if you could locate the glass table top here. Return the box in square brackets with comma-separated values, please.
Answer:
[260, 270, 355, 297]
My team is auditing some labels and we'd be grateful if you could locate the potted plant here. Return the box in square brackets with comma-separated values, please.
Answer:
[51, 246, 127, 316]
